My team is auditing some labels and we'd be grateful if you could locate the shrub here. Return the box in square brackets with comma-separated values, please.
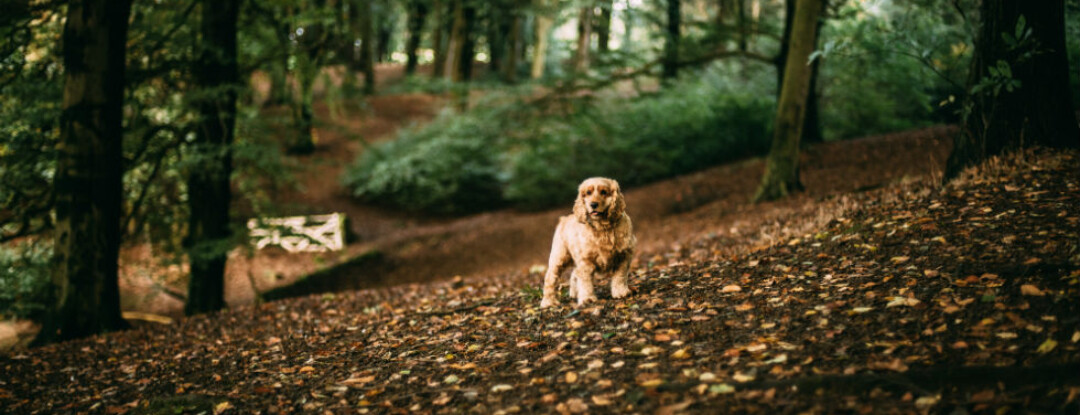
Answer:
[342, 107, 505, 214]
[0, 241, 53, 319]
[343, 64, 776, 214]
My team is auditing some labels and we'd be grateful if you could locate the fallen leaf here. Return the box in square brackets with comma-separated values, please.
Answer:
[995, 332, 1018, 339]
[709, 383, 736, 394]
[565, 371, 578, 383]
[734, 303, 754, 312]
[443, 375, 460, 384]
[890, 256, 909, 264]
[1036, 339, 1058, 354]
[732, 371, 755, 383]
[341, 375, 376, 386]
[914, 395, 940, 409]
[1020, 284, 1045, 296]
[213, 401, 233, 415]
[491, 384, 513, 393]
[722, 285, 742, 293]
[670, 348, 691, 360]
[590, 395, 612, 406]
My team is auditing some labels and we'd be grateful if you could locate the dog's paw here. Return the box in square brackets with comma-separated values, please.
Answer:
[540, 296, 558, 308]
[611, 284, 631, 299]
[576, 295, 598, 307]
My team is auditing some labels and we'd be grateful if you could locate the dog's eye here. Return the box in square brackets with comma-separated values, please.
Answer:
[600, 190, 608, 196]
[586, 190, 592, 196]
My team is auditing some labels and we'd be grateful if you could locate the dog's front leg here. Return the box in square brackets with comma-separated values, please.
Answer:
[568, 273, 578, 299]
[610, 255, 633, 299]
[572, 264, 598, 306]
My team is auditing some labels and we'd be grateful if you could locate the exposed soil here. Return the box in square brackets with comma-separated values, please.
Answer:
[2, 147, 1077, 414]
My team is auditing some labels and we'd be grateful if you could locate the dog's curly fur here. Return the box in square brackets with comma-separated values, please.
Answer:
[541, 177, 636, 307]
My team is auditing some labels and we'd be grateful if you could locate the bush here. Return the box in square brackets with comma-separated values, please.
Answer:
[0, 241, 53, 319]
[342, 107, 505, 214]
[343, 64, 776, 214]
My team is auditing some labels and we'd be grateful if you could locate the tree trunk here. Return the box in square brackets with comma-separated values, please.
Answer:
[432, 0, 447, 78]
[186, 0, 238, 316]
[445, 0, 465, 81]
[597, 0, 612, 53]
[736, 0, 747, 51]
[753, 0, 824, 202]
[946, 0, 1079, 178]
[574, 6, 592, 73]
[776, 0, 824, 144]
[37, 0, 133, 344]
[501, 10, 522, 82]
[458, 1, 477, 81]
[360, 0, 376, 94]
[405, 1, 428, 75]
[662, 0, 681, 80]
[531, 0, 552, 79]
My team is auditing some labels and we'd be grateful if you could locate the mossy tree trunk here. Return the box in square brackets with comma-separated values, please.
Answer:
[404, 0, 429, 76]
[531, 0, 553, 79]
[431, 0, 448, 78]
[457, 0, 477, 81]
[662, 0, 681, 80]
[776, 0, 824, 144]
[946, 0, 1079, 179]
[753, 0, 824, 203]
[37, 0, 133, 344]
[500, 8, 522, 82]
[185, 0, 239, 316]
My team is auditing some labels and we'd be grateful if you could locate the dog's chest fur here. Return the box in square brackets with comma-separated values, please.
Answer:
[574, 220, 634, 272]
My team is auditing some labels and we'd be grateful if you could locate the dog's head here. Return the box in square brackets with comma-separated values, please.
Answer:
[574, 177, 625, 224]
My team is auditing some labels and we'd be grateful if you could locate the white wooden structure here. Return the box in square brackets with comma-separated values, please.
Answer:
[247, 213, 346, 253]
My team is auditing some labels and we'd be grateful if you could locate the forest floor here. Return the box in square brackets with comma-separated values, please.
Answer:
[2, 146, 1078, 413]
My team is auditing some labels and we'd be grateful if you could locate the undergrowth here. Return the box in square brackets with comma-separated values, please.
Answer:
[343, 64, 776, 214]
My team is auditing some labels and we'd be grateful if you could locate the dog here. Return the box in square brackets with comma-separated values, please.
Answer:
[541, 177, 636, 308]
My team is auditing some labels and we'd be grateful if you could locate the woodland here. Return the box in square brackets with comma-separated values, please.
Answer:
[1, 0, 1079, 413]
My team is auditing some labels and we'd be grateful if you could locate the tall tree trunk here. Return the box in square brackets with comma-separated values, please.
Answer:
[574, 6, 592, 73]
[662, 0, 681, 80]
[445, 0, 465, 81]
[531, 0, 553, 79]
[946, 0, 1079, 178]
[621, 3, 634, 51]
[38, 0, 133, 344]
[432, 0, 447, 78]
[736, 0, 747, 51]
[753, 0, 824, 202]
[458, 1, 477, 81]
[360, 0, 376, 94]
[501, 6, 522, 82]
[186, 0, 239, 316]
[597, 0, 612, 53]
[776, 0, 824, 143]
[405, 0, 429, 76]
[342, 0, 361, 98]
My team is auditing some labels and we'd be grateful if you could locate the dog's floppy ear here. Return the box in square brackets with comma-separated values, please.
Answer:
[573, 187, 589, 223]
[611, 179, 626, 219]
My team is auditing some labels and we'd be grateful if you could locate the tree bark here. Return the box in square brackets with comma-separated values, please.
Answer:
[38, 0, 133, 344]
[776, 0, 824, 143]
[736, 0, 747, 51]
[531, 0, 553, 79]
[432, 0, 447, 78]
[359, 0, 376, 94]
[574, 6, 593, 73]
[662, 0, 681, 80]
[458, 1, 477, 81]
[597, 0, 612, 53]
[501, 8, 522, 82]
[946, 0, 1079, 179]
[444, 0, 464, 81]
[753, 0, 824, 202]
[405, 1, 428, 76]
[186, 0, 239, 316]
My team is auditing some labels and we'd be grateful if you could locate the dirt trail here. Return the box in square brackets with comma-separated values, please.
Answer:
[119, 63, 955, 316]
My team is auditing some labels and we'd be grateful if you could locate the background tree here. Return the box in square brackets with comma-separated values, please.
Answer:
[776, 0, 825, 143]
[531, 0, 554, 79]
[37, 0, 134, 343]
[405, 0, 429, 76]
[574, 5, 593, 73]
[185, 0, 240, 316]
[754, 0, 824, 202]
[946, 0, 1079, 178]
[360, 0, 376, 93]
[663, 0, 681, 80]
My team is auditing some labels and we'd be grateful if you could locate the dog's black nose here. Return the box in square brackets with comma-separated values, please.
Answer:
[589, 202, 599, 209]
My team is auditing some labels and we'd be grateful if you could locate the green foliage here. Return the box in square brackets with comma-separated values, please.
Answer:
[343, 106, 505, 213]
[0, 241, 53, 319]
[818, 0, 972, 140]
[344, 64, 775, 213]
[505, 65, 774, 207]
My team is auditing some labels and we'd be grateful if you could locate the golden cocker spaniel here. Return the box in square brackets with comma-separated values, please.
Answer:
[541, 177, 636, 307]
